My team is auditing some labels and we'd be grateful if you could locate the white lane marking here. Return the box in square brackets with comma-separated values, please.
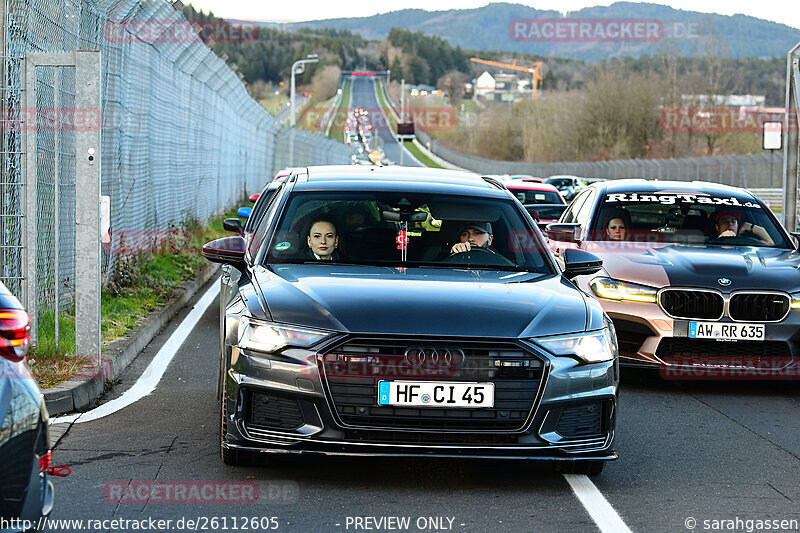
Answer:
[563, 474, 632, 533]
[50, 281, 220, 425]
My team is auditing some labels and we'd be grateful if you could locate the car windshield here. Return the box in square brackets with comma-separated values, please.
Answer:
[591, 191, 790, 248]
[526, 205, 568, 221]
[546, 178, 573, 188]
[508, 189, 563, 205]
[264, 191, 552, 272]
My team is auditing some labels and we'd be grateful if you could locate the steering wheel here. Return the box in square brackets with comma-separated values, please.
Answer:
[451, 245, 494, 255]
[441, 246, 516, 266]
[712, 233, 764, 246]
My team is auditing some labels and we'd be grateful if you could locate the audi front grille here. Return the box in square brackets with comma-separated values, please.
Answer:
[659, 289, 723, 320]
[318, 338, 546, 432]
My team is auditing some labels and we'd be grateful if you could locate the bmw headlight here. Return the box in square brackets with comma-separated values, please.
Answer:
[791, 292, 800, 309]
[535, 326, 618, 364]
[238, 316, 334, 354]
[590, 277, 658, 303]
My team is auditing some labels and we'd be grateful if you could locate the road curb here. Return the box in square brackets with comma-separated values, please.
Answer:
[42, 262, 221, 416]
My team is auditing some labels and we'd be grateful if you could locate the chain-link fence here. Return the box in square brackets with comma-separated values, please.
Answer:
[1, 0, 353, 319]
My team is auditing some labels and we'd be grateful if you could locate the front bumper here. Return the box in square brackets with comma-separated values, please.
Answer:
[597, 298, 800, 373]
[221, 337, 618, 462]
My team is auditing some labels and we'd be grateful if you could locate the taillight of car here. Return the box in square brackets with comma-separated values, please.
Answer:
[39, 450, 51, 472]
[0, 309, 31, 362]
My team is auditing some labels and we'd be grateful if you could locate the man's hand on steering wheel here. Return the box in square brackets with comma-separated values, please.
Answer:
[450, 242, 493, 255]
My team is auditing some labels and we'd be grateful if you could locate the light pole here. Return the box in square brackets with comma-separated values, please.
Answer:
[290, 53, 318, 127]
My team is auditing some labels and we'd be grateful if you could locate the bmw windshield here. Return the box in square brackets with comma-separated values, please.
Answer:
[591, 191, 791, 248]
[264, 191, 553, 272]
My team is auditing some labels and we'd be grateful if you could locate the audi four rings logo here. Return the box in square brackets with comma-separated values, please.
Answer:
[403, 346, 467, 368]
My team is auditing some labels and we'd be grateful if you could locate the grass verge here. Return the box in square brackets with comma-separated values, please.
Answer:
[28, 205, 247, 388]
[403, 140, 445, 169]
[375, 80, 398, 130]
[328, 79, 352, 141]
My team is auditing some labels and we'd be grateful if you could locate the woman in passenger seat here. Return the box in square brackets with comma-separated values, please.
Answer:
[603, 214, 628, 241]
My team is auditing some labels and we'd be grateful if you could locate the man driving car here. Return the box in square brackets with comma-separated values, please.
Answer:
[714, 209, 774, 246]
[450, 222, 495, 254]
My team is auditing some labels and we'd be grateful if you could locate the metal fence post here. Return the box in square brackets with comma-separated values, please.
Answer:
[784, 43, 800, 232]
[22, 56, 37, 345]
[75, 50, 101, 360]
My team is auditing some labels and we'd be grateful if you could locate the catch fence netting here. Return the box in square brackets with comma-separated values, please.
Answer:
[0, 0, 353, 318]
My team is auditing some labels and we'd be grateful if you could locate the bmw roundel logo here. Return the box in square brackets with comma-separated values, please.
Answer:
[718, 278, 732, 286]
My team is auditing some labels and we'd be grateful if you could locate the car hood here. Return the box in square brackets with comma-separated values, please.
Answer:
[584, 241, 800, 290]
[253, 264, 589, 337]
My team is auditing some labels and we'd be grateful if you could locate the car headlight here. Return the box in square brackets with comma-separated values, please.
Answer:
[791, 292, 800, 309]
[590, 277, 658, 303]
[535, 326, 618, 364]
[238, 317, 334, 354]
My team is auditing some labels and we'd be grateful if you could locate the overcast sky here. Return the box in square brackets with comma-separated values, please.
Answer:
[187, 0, 800, 30]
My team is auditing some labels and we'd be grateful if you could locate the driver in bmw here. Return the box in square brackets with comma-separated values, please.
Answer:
[714, 209, 774, 246]
[450, 222, 496, 254]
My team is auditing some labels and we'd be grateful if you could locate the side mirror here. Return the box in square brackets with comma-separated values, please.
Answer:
[546, 223, 581, 243]
[202, 236, 246, 268]
[249, 193, 260, 202]
[237, 207, 252, 219]
[223, 218, 243, 234]
[791, 232, 800, 250]
[563, 248, 603, 279]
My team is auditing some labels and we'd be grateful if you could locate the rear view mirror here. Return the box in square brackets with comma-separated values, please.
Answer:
[238, 207, 252, 218]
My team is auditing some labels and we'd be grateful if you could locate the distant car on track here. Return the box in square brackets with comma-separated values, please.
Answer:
[505, 181, 567, 229]
[546, 175, 587, 201]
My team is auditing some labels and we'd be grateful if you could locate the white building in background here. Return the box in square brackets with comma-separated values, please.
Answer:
[474, 71, 495, 97]
[681, 94, 766, 108]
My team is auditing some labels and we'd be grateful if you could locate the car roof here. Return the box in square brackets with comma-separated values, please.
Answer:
[505, 182, 560, 193]
[590, 178, 758, 199]
[293, 165, 510, 197]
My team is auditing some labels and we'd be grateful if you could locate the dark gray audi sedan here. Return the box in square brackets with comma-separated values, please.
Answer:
[203, 165, 618, 475]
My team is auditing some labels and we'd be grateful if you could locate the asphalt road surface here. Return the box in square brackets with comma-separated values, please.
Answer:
[348, 77, 422, 167]
[45, 274, 800, 533]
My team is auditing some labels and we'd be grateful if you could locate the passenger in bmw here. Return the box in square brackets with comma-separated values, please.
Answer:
[714, 209, 774, 246]
[306, 217, 342, 260]
[450, 222, 495, 254]
[603, 214, 628, 241]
